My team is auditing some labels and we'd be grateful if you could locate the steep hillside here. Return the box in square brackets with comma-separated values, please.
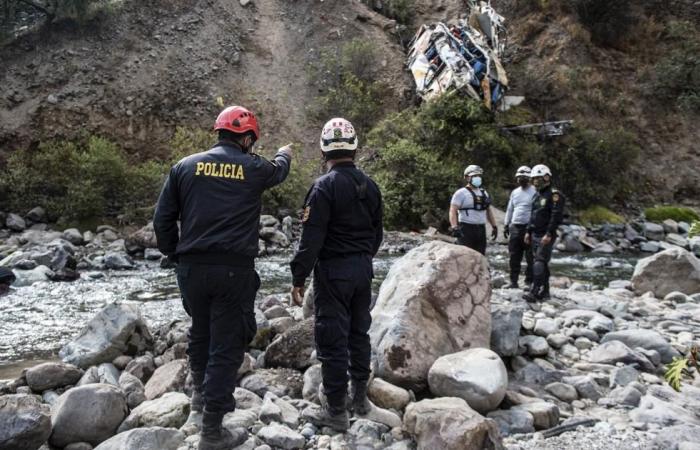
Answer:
[1, 0, 698, 208]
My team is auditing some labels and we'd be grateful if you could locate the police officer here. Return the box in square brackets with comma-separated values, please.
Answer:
[523, 164, 565, 302]
[153, 106, 292, 450]
[290, 118, 383, 432]
[504, 166, 536, 288]
[449, 165, 498, 255]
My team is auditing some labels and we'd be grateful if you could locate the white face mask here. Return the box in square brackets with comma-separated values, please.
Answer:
[471, 176, 483, 188]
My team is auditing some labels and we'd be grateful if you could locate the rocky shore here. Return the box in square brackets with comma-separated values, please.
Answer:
[1, 207, 700, 449]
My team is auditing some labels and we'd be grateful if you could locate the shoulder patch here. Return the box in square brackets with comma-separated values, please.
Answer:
[302, 206, 310, 223]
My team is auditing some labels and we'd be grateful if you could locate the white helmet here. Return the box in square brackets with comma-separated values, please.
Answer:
[464, 164, 483, 177]
[530, 164, 552, 178]
[320, 118, 358, 153]
[515, 166, 531, 177]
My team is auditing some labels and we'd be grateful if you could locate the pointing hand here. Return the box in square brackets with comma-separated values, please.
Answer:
[291, 285, 305, 307]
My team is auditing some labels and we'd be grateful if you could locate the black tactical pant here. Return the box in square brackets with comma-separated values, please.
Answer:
[508, 224, 533, 285]
[531, 234, 555, 298]
[177, 263, 259, 414]
[313, 254, 373, 408]
[458, 222, 487, 255]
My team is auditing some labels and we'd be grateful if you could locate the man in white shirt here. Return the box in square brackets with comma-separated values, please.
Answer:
[449, 165, 498, 255]
[504, 166, 537, 288]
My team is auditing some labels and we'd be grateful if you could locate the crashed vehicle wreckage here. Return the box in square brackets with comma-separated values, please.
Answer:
[407, 0, 508, 110]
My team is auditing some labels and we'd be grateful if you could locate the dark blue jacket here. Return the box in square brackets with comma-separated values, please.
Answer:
[528, 185, 565, 236]
[290, 162, 383, 287]
[153, 141, 291, 266]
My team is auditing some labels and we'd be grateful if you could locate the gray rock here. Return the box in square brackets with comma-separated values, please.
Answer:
[534, 318, 559, 337]
[347, 419, 389, 448]
[370, 241, 492, 391]
[259, 392, 299, 428]
[301, 364, 322, 403]
[357, 401, 402, 428]
[427, 348, 507, 414]
[513, 401, 560, 430]
[125, 223, 158, 252]
[144, 249, 162, 260]
[12, 265, 53, 287]
[93, 427, 185, 450]
[588, 341, 655, 372]
[631, 247, 700, 297]
[562, 375, 602, 401]
[640, 241, 661, 253]
[119, 372, 146, 408]
[668, 233, 689, 248]
[490, 305, 523, 357]
[545, 382, 578, 402]
[50, 383, 128, 447]
[665, 291, 690, 303]
[26, 207, 46, 223]
[144, 359, 187, 400]
[404, 397, 503, 450]
[59, 303, 152, 369]
[368, 377, 411, 411]
[25, 362, 83, 392]
[102, 253, 135, 270]
[223, 409, 258, 430]
[259, 215, 280, 228]
[601, 329, 680, 363]
[62, 228, 84, 245]
[653, 424, 700, 450]
[547, 334, 569, 349]
[520, 335, 550, 356]
[264, 318, 314, 370]
[124, 355, 156, 382]
[630, 394, 700, 426]
[487, 408, 535, 435]
[240, 369, 304, 399]
[281, 216, 293, 241]
[6, 213, 27, 232]
[610, 365, 639, 388]
[257, 423, 305, 450]
[663, 219, 679, 234]
[118, 392, 190, 432]
[0, 394, 52, 450]
[96, 363, 120, 386]
[234, 387, 263, 411]
[644, 222, 665, 241]
[608, 385, 643, 407]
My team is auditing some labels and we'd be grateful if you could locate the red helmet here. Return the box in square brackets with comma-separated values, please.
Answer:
[214, 106, 260, 140]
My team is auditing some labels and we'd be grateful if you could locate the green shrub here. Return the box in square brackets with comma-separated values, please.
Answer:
[168, 127, 215, 163]
[644, 206, 700, 223]
[360, 0, 414, 24]
[649, 20, 700, 113]
[578, 205, 625, 226]
[262, 157, 317, 214]
[310, 40, 388, 134]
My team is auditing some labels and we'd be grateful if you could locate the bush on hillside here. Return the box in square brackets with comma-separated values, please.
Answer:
[310, 40, 388, 134]
[262, 157, 317, 215]
[577, 205, 624, 226]
[649, 20, 700, 113]
[644, 206, 700, 224]
[570, 0, 640, 48]
[359, 0, 414, 24]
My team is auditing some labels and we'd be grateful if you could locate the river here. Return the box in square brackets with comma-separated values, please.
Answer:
[0, 245, 638, 378]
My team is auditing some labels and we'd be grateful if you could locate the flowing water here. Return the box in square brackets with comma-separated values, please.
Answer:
[0, 245, 639, 378]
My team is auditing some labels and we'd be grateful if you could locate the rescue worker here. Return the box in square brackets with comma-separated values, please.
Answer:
[523, 164, 565, 303]
[504, 166, 536, 288]
[449, 164, 498, 255]
[290, 118, 383, 432]
[153, 106, 292, 450]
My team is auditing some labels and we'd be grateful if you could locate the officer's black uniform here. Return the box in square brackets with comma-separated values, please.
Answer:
[153, 141, 290, 415]
[527, 185, 565, 299]
[290, 162, 383, 409]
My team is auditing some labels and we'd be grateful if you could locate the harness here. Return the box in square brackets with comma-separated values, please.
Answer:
[458, 187, 491, 215]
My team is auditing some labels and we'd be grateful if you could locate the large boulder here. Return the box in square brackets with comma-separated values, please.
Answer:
[50, 383, 128, 447]
[601, 329, 680, 364]
[264, 318, 315, 370]
[25, 362, 83, 392]
[403, 397, 503, 450]
[370, 241, 491, 391]
[59, 303, 152, 369]
[428, 348, 507, 414]
[6, 213, 27, 232]
[588, 341, 655, 372]
[368, 378, 411, 411]
[93, 427, 185, 450]
[0, 394, 52, 450]
[490, 305, 523, 357]
[118, 392, 190, 432]
[631, 248, 700, 297]
[144, 359, 188, 400]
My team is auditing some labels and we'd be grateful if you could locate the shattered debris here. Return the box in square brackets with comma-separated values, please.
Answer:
[406, 0, 508, 110]
[501, 120, 574, 138]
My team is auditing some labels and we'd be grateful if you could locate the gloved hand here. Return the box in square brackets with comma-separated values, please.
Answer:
[491, 226, 498, 241]
[450, 226, 462, 238]
[503, 227, 510, 239]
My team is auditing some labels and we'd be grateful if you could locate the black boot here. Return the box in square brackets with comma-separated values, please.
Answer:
[302, 403, 350, 432]
[350, 380, 371, 416]
[190, 371, 205, 413]
[198, 410, 246, 450]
